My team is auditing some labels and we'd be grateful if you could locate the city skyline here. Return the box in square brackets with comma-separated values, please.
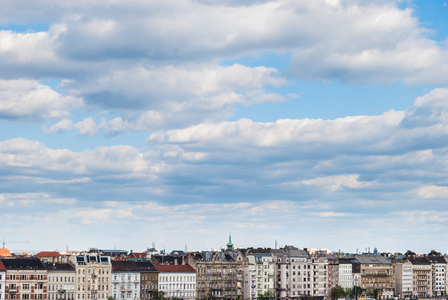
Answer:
[1, 0, 448, 253]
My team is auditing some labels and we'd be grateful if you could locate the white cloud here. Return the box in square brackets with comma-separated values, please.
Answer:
[0, 79, 82, 121]
[286, 174, 372, 191]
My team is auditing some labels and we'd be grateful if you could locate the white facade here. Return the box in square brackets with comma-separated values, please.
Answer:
[158, 272, 196, 299]
[430, 260, 446, 296]
[395, 261, 413, 298]
[273, 248, 313, 300]
[338, 262, 353, 289]
[47, 267, 76, 300]
[71, 255, 112, 300]
[0, 269, 5, 300]
[243, 256, 257, 300]
[111, 272, 140, 300]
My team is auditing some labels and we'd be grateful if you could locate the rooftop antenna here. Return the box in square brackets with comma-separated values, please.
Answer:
[275, 240, 277, 249]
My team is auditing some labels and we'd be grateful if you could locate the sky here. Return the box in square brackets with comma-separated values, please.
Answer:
[0, 0, 448, 255]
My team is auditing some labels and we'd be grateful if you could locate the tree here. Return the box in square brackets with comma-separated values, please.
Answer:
[331, 286, 346, 300]
[151, 291, 167, 300]
[353, 286, 363, 299]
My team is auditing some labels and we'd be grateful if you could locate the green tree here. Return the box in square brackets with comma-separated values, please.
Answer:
[151, 290, 167, 300]
[353, 286, 362, 299]
[331, 286, 346, 300]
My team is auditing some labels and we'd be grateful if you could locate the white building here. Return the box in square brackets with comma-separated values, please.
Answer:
[244, 255, 257, 300]
[155, 265, 196, 300]
[428, 255, 447, 297]
[0, 260, 5, 300]
[395, 260, 413, 298]
[338, 258, 354, 289]
[45, 263, 76, 300]
[111, 261, 140, 300]
[272, 246, 313, 300]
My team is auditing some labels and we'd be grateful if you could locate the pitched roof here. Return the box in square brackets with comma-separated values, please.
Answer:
[34, 251, 62, 257]
[0, 258, 46, 270]
[154, 264, 195, 273]
[112, 261, 140, 272]
[0, 248, 12, 257]
[355, 256, 391, 264]
[43, 263, 75, 271]
[0, 259, 6, 271]
[134, 261, 158, 272]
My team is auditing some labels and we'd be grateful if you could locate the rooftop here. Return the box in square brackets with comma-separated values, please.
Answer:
[154, 264, 196, 273]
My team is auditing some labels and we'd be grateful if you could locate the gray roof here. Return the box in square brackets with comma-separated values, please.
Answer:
[355, 256, 391, 264]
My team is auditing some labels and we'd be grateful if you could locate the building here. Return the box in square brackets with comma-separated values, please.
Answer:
[44, 263, 76, 300]
[134, 262, 158, 300]
[154, 265, 196, 300]
[243, 248, 275, 300]
[111, 261, 140, 300]
[272, 246, 313, 300]
[407, 256, 432, 298]
[356, 256, 395, 299]
[0, 258, 48, 300]
[0, 260, 6, 300]
[327, 256, 339, 292]
[195, 250, 246, 299]
[70, 255, 111, 300]
[427, 253, 447, 297]
[338, 258, 354, 289]
[311, 251, 329, 299]
[35, 252, 68, 264]
[394, 259, 413, 298]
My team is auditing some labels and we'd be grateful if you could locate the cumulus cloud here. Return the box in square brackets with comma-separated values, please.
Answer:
[0, 79, 82, 121]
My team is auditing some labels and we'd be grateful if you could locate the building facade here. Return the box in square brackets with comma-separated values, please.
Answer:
[338, 258, 353, 289]
[394, 260, 413, 298]
[111, 261, 140, 300]
[0, 260, 6, 300]
[357, 256, 395, 299]
[70, 255, 111, 300]
[134, 262, 158, 300]
[44, 263, 76, 300]
[155, 265, 196, 300]
[1, 258, 48, 300]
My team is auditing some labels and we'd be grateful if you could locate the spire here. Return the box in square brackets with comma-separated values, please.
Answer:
[226, 233, 234, 250]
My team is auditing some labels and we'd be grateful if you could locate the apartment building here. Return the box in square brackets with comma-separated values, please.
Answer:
[0, 258, 48, 300]
[133, 262, 158, 300]
[311, 252, 329, 299]
[394, 259, 412, 298]
[338, 258, 354, 289]
[427, 254, 447, 296]
[272, 246, 313, 300]
[70, 255, 111, 300]
[356, 256, 395, 299]
[195, 250, 245, 299]
[407, 257, 432, 298]
[0, 260, 6, 300]
[44, 263, 76, 300]
[111, 261, 140, 300]
[327, 256, 339, 292]
[243, 248, 275, 299]
[155, 265, 196, 300]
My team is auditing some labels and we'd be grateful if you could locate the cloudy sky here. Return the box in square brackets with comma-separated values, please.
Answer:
[1, 0, 448, 254]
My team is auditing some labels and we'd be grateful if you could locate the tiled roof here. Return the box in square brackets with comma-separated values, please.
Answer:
[154, 264, 195, 273]
[134, 261, 158, 272]
[0, 259, 6, 271]
[0, 248, 12, 257]
[43, 263, 75, 271]
[0, 258, 46, 270]
[34, 251, 62, 257]
[112, 261, 140, 272]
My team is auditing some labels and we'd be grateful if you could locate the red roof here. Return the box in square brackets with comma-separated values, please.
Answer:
[133, 252, 147, 258]
[0, 249, 11, 257]
[154, 264, 195, 273]
[0, 260, 6, 271]
[34, 251, 62, 257]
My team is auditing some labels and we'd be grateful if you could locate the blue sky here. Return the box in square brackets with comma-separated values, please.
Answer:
[0, 0, 448, 254]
